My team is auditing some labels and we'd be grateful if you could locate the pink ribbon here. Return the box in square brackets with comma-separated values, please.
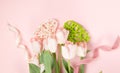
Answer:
[8, 24, 33, 59]
[72, 36, 120, 73]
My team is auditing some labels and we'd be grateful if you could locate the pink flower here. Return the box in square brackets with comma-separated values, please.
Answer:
[34, 19, 59, 38]
[32, 19, 59, 53]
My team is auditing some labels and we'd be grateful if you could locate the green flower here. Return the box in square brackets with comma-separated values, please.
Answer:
[64, 20, 90, 43]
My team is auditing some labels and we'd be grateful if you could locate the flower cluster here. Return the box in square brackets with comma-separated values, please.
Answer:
[29, 19, 90, 73]
[9, 18, 120, 73]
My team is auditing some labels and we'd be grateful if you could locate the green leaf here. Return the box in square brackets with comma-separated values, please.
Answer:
[64, 20, 90, 43]
[29, 63, 40, 73]
[62, 59, 73, 73]
[39, 51, 54, 73]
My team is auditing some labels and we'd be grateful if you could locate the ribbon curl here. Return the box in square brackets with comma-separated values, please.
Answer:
[8, 24, 32, 59]
[71, 36, 120, 73]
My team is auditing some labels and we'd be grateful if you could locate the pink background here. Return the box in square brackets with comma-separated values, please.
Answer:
[0, 0, 120, 73]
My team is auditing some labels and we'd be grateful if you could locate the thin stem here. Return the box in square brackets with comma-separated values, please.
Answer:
[58, 44, 63, 73]
[68, 60, 71, 73]
[79, 57, 85, 73]
[79, 64, 84, 73]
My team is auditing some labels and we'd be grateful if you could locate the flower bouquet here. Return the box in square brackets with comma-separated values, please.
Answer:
[8, 19, 120, 73]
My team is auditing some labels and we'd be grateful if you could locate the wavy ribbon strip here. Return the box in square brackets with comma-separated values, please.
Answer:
[8, 24, 32, 59]
[72, 36, 120, 73]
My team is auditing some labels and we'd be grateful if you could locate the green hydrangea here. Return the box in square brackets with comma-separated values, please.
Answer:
[64, 20, 90, 43]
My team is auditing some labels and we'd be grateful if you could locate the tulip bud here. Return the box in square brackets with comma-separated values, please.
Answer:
[43, 37, 57, 53]
[61, 44, 77, 60]
[56, 30, 65, 44]
[77, 46, 86, 57]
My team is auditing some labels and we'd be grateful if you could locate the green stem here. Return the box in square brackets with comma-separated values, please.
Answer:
[58, 44, 63, 73]
[68, 60, 71, 73]
[53, 53, 60, 73]
[79, 57, 85, 73]
[79, 64, 84, 73]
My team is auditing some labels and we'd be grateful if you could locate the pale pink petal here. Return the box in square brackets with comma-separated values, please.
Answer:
[43, 37, 57, 53]
[62, 44, 77, 60]
[56, 30, 66, 44]
[34, 19, 59, 38]
[77, 46, 86, 57]
[56, 28, 69, 44]
[68, 44, 77, 59]
[31, 41, 41, 54]
[43, 39, 49, 51]
[47, 37, 57, 53]
[61, 46, 70, 59]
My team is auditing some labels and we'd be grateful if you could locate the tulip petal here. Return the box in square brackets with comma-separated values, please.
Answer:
[43, 37, 57, 53]
[56, 30, 65, 44]
[32, 41, 41, 54]
[77, 46, 86, 57]
[61, 46, 70, 59]
[62, 44, 77, 60]
[43, 39, 49, 51]
[68, 44, 77, 59]
[47, 37, 57, 53]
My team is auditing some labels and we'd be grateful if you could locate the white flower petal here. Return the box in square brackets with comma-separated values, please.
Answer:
[32, 41, 41, 53]
[47, 37, 57, 53]
[61, 44, 77, 60]
[77, 46, 86, 57]
[43, 39, 49, 51]
[68, 44, 77, 59]
[56, 30, 65, 44]
[43, 37, 57, 53]
[61, 46, 70, 59]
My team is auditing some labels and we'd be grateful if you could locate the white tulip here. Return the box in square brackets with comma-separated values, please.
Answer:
[77, 46, 86, 57]
[61, 44, 77, 60]
[31, 41, 41, 54]
[43, 37, 57, 53]
[56, 30, 65, 44]
[56, 29, 69, 44]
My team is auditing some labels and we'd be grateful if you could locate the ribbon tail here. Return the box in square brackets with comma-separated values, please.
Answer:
[73, 36, 120, 66]
[8, 24, 32, 59]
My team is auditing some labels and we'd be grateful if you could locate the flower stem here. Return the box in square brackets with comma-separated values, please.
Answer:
[68, 60, 71, 73]
[58, 44, 63, 73]
[79, 64, 84, 73]
[79, 57, 85, 73]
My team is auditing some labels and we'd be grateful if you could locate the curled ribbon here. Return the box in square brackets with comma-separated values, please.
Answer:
[8, 24, 32, 59]
[72, 36, 120, 73]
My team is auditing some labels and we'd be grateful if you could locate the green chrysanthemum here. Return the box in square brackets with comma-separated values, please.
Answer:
[64, 20, 90, 43]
